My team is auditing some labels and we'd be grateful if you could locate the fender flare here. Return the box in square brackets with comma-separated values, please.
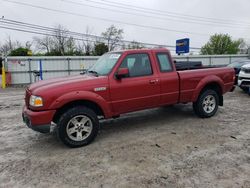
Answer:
[49, 91, 112, 118]
[191, 75, 224, 102]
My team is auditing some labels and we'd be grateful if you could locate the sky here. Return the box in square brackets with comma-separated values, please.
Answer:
[0, 0, 250, 54]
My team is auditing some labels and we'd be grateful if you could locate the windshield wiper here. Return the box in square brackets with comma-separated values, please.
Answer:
[87, 70, 99, 77]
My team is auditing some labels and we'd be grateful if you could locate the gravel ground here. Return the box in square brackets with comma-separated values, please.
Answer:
[0, 87, 249, 188]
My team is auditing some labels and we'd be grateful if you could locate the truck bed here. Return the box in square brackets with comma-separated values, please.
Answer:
[174, 61, 226, 71]
[177, 67, 235, 103]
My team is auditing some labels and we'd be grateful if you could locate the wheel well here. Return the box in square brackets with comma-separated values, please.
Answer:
[53, 100, 104, 124]
[200, 82, 223, 106]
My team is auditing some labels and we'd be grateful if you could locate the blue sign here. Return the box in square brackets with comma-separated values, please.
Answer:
[176, 38, 190, 54]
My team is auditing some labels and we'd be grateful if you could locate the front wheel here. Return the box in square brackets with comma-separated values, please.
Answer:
[193, 89, 219, 118]
[57, 106, 99, 148]
[240, 87, 249, 93]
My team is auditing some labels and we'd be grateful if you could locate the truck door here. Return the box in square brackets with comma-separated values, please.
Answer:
[109, 53, 161, 114]
[155, 52, 179, 105]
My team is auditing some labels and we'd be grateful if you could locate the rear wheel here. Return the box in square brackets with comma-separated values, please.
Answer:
[193, 89, 219, 118]
[57, 106, 99, 148]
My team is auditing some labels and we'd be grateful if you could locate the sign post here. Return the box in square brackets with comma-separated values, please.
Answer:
[176, 38, 190, 55]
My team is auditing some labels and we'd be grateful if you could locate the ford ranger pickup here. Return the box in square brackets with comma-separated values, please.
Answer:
[22, 48, 235, 147]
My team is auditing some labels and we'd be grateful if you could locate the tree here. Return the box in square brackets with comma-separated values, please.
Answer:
[126, 40, 145, 49]
[53, 25, 75, 55]
[64, 36, 76, 55]
[94, 43, 108, 55]
[32, 25, 78, 56]
[33, 35, 53, 54]
[0, 36, 21, 56]
[201, 34, 243, 55]
[76, 27, 94, 55]
[101, 25, 124, 51]
[9, 47, 31, 56]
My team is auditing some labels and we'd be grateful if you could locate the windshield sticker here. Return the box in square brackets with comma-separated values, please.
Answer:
[109, 54, 121, 59]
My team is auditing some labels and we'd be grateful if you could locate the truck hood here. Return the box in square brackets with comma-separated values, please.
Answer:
[28, 74, 108, 95]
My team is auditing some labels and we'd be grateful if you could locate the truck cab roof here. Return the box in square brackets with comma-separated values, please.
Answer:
[109, 48, 170, 54]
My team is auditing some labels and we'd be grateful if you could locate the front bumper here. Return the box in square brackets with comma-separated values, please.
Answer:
[22, 106, 56, 133]
[238, 71, 250, 88]
[238, 79, 250, 88]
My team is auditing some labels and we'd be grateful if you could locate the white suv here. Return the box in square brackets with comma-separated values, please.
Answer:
[238, 63, 250, 92]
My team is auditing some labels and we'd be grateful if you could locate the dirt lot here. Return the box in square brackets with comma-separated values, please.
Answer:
[0, 87, 249, 188]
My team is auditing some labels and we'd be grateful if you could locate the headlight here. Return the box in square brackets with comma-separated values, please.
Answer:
[29, 95, 43, 107]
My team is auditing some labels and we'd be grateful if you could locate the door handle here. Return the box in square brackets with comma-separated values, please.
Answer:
[149, 79, 159, 84]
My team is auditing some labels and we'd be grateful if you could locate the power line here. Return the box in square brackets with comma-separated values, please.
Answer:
[0, 18, 201, 50]
[0, 25, 178, 53]
[95, 0, 250, 26]
[0, 25, 97, 43]
[1, 0, 210, 36]
[0, 19, 168, 48]
[60, 0, 250, 29]
[0, 19, 99, 39]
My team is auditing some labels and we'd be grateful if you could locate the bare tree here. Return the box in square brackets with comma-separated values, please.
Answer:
[33, 35, 53, 54]
[0, 36, 21, 55]
[126, 40, 145, 49]
[53, 25, 70, 55]
[83, 27, 93, 55]
[65, 36, 76, 54]
[76, 27, 94, 55]
[33, 25, 76, 55]
[101, 25, 124, 51]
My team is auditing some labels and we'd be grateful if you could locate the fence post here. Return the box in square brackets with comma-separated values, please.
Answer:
[67, 58, 71, 76]
[39, 59, 43, 80]
[28, 58, 32, 84]
[1, 56, 7, 89]
[229, 56, 232, 64]
[209, 56, 212, 66]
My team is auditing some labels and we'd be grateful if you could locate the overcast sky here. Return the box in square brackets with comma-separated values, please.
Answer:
[0, 0, 250, 53]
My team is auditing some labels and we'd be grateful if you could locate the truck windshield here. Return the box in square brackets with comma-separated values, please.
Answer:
[88, 52, 122, 76]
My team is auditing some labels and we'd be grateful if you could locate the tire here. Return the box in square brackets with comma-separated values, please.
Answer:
[241, 87, 249, 93]
[57, 106, 99, 148]
[193, 89, 219, 118]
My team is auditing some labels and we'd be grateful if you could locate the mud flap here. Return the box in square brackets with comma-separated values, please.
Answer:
[219, 95, 223, 106]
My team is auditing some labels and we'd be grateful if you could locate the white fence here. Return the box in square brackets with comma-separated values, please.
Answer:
[4, 54, 250, 85]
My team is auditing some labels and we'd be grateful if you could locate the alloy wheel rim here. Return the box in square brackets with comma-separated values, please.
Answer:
[66, 115, 93, 141]
[202, 95, 216, 113]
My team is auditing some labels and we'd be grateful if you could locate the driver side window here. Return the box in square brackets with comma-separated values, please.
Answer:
[119, 53, 152, 77]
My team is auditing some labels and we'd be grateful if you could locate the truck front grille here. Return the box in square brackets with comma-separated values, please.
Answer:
[242, 68, 250, 73]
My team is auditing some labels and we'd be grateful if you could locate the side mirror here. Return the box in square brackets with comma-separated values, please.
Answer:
[115, 68, 129, 80]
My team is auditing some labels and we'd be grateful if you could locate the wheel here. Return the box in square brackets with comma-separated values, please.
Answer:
[193, 89, 219, 118]
[57, 106, 99, 148]
[241, 87, 249, 93]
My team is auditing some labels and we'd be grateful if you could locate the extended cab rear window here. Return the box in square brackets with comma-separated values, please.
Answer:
[156, 53, 173, 72]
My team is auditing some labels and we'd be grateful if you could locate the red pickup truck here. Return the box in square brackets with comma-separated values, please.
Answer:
[22, 48, 235, 147]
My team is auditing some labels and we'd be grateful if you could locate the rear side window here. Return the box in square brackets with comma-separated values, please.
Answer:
[119, 53, 153, 77]
[156, 53, 173, 72]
